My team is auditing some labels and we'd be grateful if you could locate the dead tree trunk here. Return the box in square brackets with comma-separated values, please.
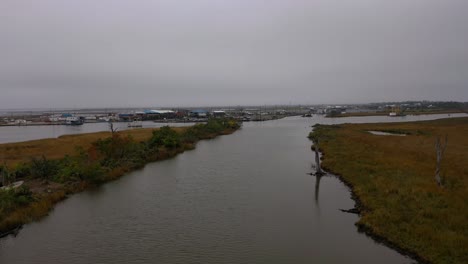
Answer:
[312, 139, 325, 176]
[435, 135, 448, 187]
[109, 121, 118, 135]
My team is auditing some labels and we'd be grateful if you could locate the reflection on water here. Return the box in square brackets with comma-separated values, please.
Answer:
[314, 175, 323, 205]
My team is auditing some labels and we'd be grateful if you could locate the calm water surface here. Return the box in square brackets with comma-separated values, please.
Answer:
[1, 114, 463, 263]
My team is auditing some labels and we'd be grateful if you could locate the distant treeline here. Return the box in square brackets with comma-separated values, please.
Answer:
[0, 118, 241, 233]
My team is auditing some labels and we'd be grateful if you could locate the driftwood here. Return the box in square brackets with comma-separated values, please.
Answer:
[435, 135, 448, 187]
[0, 225, 22, 238]
[339, 208, 360, 214]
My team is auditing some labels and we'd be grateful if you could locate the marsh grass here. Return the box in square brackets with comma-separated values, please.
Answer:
[310, 117, 468, 264]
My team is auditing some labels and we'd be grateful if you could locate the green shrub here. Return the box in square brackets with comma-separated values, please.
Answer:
[29, 156, 59, 180]
[0, 186, 33, 219]
[54, 156, 103, 183]
[149, 126, 181, 149]
[180, 127, 199, 143]
[13, 163, 31, 179]
[93, 134, 145, 167]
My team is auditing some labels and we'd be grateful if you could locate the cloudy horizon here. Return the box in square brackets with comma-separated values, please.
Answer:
[1, 0, 467, 109]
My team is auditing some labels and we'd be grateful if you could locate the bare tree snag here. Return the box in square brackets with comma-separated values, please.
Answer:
[435, 135, 448, 187]
[109, 121, 118, 135]
[312, 138, 325, 176]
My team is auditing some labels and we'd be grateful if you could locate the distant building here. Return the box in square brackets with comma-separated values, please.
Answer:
[189, 110, 208, 118]
[118, 113, 135, 121]
[325, 106, 347, 117]
[144, 110, 176, 119]
[212, 110, 226, 117]
[175, 110, 189, 118]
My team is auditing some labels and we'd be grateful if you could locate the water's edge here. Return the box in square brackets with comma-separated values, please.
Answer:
[321, 166, 425, 264]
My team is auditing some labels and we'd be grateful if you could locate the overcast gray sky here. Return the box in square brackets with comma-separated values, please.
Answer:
[1, 0, 467, 108]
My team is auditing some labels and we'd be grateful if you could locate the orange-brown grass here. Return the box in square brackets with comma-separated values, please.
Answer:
[0, 127, 187, 166]
[313, 117, 468, 264]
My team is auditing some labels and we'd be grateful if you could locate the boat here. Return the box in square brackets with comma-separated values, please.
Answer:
[128, 119, 143, 128]
[388, 106, 406, 117]
[65, 116, 84, 125]
[389, 112, 407, 117]
[0, 180, 24, 191]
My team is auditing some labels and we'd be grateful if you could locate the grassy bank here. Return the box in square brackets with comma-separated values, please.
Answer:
[309, 117, 468, 264]
[0, 119, 241, 234]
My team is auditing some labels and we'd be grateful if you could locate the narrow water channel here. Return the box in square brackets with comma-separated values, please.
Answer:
[0, 117, 430, 263]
